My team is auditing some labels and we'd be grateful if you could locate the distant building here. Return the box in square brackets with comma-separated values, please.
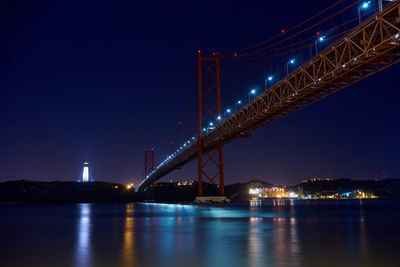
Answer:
[302, 177, 334, 183]
[176, 180, 195, 186]
[249, 186, 298, 199]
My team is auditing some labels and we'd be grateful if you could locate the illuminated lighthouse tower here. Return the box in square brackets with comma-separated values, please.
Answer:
[82, 162, 90, 182]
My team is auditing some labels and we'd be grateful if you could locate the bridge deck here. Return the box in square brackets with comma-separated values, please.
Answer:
[139, 2, 400, 190]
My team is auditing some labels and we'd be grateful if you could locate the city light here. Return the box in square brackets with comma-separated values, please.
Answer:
[217, 116, 221, 120]
[248, 185, 378, 200]
[249, 188, 261, 195]
[290, 59, 295, 64]
[126, 183, 134, 190]
[237, 100, 242, 104]
[268, 76, 273, 81]
[209, 122, 214, 126]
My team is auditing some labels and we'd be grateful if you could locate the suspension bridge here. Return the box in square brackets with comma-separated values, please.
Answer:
[139, 0, 400, 198]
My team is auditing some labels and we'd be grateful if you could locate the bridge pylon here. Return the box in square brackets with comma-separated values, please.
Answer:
[144, 148, 155, 178]
[197, 51, 224, 196]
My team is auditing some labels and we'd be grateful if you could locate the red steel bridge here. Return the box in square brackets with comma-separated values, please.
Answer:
[139, 1, 400, 195]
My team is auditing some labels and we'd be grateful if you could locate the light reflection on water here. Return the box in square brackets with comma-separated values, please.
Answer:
[75, 204, 92, 267]
[122, 203, 135, 267]
[1, 199, 400, 267]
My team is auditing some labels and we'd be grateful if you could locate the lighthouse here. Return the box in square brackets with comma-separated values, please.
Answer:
[82, 162, 90, 182]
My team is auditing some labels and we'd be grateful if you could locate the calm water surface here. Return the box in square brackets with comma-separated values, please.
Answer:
[1, 199, 399, 267]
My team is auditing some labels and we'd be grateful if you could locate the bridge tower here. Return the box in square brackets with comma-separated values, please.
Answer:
[197, 51, 224, 196]
[144, 148, 155, 177]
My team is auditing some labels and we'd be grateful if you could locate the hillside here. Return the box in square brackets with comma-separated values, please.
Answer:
[0, 180, 135, 204]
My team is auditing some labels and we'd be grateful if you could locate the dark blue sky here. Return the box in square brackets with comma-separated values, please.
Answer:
[1, 0, 399, 185]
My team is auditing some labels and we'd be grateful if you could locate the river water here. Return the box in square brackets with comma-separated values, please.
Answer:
[1, 199, 399, 267]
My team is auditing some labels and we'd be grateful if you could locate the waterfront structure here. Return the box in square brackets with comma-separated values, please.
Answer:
[249, 186, 377, 200]
[249, 186, 298, 199]
[301, 190, 378, 199]
[81, 162, 92, 182]
[176, 180, 195, 186]
[302, 177, 334, 183]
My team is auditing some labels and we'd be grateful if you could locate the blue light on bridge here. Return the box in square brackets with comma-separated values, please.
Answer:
[209, 122, 214, 126]
[248, 89, 257, 103]
[265, 76, 274, 89]
[362, 1, 370, 9]
[224, 108, 232, 119]
[315, 35, 326, 54]
[358, 1, 371, 24]
[287, 59, 296, 75]
[236, 100, 242, 110]
[217, 116, 222, 120]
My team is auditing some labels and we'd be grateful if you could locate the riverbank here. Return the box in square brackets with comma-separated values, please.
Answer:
[1, 178, 399, 205]
[0, 180, 135, 204]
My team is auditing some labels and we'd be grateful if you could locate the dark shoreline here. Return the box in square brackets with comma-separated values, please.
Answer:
[1, 178, 399, 205]
[0, 180, 136, 205]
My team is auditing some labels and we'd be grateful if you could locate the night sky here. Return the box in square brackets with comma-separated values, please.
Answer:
[1, 0, 399, 186]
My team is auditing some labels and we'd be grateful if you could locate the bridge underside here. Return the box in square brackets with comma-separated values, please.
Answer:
[139, 2, 400, 191]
